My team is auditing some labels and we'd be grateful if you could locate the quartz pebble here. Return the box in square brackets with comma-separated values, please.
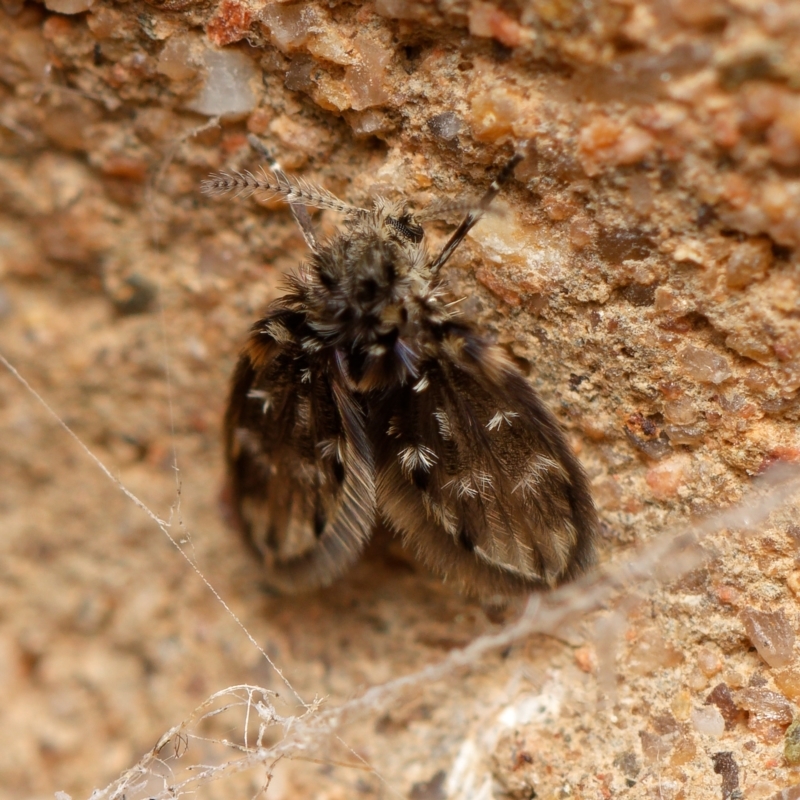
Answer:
[664, 424, 705, 446]
[645, 454, 691, 500]
[374, 0, 429, 20]
[726, 331, 773, 363]
[775, 664, 800, 700]
[157, 35, 199, 82]
[427, 112, 462, 141]
[261, 3, 312, 52]
[470, 87, 527, 141]
[343, 35, 391, 110]
[741, 607, 795, 668]
[44, 0, 92, 12]
[284, 55, 314, 92]
[578, 117, 656, 175]
[671, 690, 692, 721]
[697, 646, 723, 677]
[9, 28, 49, 79]
[468, 2, 529, 48]
[347, 109, 392, 138]
[726, 238, 773, 289]
[691, 705, 725, 737]
[735, 687, 793, 743]
[186, 49, 258, 118]
[677, 345, 731, 385]
[628, 627, 683, 675]
[705, 682, 743, 730]
[638, 730, 673, 762]
[307, 22, 356, 65]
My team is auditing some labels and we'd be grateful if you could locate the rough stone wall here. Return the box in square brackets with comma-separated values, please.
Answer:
[1, 1, 800, 799]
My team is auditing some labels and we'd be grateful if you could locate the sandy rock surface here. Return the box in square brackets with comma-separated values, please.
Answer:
[1, 1, 800, 799]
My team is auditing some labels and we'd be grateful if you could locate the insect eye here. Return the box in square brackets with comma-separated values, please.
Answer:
[387, 214, 424, 244]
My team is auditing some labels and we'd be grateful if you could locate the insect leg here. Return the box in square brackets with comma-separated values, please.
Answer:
[429, 146, 527, 274]
[246, 134, 319, 252]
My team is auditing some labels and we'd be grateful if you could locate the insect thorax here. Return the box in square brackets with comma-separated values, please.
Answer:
[294, 203, 446, 391]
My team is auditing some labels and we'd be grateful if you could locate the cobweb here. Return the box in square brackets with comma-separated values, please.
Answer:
[4, 350, 800, 800]
[2, 118, 799, 800]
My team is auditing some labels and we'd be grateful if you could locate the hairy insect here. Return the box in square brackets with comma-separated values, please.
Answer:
[203, 137, 597, 598]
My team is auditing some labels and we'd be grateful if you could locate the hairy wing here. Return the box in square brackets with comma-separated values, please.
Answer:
[224, 307, 375, 592]
[372, 323, 596, 597]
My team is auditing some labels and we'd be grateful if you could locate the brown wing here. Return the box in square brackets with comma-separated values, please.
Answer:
[371, 323, 597, 598]
[224, 307, 375, 592]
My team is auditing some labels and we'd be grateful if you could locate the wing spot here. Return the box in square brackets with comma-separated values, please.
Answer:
[398, 444, 437, 474]
[413, 373, 430, 393]
[318, 437, 345, 462]
[486, 410, 519, 431]
[247, 389, 272, 413]
[301, 336, 323, 352]
[433, 409, 453, 440]
[444, 471, 494, 500]
[513, 455, 567, 496]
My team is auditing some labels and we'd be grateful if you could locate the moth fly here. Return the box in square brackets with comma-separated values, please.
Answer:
[203, 137, 597, 598]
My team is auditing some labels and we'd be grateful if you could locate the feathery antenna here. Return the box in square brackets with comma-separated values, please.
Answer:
[201, 168, 364, 216]
[201, 137, 367, 222]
